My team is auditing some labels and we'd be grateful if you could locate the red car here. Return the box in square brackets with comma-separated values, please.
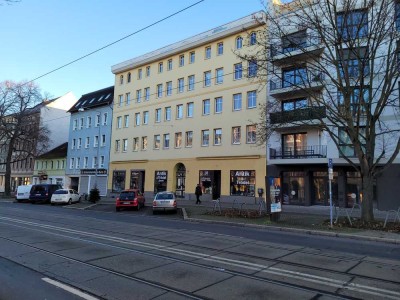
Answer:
[115, 189, 145, 211]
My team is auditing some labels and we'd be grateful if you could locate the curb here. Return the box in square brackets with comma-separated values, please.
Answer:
[181, 208, 400, 245]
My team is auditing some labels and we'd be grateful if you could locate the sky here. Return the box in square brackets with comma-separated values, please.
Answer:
[0, 0, 264, 100]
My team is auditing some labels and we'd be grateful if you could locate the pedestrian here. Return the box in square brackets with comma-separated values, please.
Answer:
[195, 184, 202, 204]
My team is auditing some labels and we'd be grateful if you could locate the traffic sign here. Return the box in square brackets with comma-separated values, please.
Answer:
[328, 158, 333, 169]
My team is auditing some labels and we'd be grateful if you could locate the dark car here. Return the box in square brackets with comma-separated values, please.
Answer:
[115, 189, 145, 211]
[29, 184, 63, 204]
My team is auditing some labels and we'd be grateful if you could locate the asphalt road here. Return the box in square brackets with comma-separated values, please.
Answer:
[0, 201, 399, 300]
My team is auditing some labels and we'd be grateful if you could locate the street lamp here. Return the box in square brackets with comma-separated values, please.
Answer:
[78, 107, 101, 191]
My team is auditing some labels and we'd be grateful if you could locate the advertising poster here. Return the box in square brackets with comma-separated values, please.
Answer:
[268, 177, 282, 213]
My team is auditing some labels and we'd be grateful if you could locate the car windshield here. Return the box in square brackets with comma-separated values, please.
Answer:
[120, 192, 135, 198]
[31, 186, 46, 193]
[53, 190, 68, 194]
[156, 193, 174, 200]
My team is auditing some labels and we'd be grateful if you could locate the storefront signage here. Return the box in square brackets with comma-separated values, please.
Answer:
[230, 170, 256, 197]
[155, 171, 167, 182]
[268, 177, 282, 213]
[81, 169, 107, 175]
[154, 170, 168, 193]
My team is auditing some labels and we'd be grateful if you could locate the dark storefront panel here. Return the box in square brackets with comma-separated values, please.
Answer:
[130, 170, 145, 193]
[230, 170, 255, 197]
[112, 170, 126, 193]
[199, 170, 221, 200]
[282, 171, 305, 205]
[154, 170, 168, 193]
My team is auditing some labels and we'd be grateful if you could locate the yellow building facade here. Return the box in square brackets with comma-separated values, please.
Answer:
[110, 13, 267, 201]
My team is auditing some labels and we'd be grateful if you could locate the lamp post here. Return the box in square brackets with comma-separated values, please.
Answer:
[78, 107, 101, 192]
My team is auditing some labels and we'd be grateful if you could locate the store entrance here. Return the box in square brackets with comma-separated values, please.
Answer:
[312, 172, 338, 206]
[175, 163, 186, 198]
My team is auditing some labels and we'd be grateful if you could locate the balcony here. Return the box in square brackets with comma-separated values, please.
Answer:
[269, 73, 325, 100]
[270, 106, 326, 124]
[269, 145, 327, 159]
[270, 35, 324, 65]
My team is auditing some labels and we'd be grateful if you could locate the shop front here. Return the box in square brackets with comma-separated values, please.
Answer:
[130, 170, 145, 192]
[230, 170, 256, 197]
[112, 170, 126, 193]
[154, 170, 168, 194]
[199, 170, 221, 200]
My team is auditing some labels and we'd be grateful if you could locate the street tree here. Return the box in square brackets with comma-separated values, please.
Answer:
[0, 81, 50, 196]
[237, 0, 400, 222]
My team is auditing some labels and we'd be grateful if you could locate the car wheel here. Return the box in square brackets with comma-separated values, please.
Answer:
[68, 199, 72, 205]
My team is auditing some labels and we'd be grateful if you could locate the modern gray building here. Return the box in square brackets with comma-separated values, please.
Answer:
[66, 86, 114, 196]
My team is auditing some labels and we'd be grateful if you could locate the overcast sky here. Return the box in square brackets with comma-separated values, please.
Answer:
[0, 0, 263, 100]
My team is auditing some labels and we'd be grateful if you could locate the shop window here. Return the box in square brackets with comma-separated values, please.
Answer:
[230, 170, 255, 197]
[154, 170, 168, 193]
[112, 170, 126, 192]
[282, 171, 305, 205]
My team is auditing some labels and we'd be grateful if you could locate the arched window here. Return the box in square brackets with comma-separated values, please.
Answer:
[250, 32, 257, 45]
[127, 72, 131, 83]
[236, 36, 243, 49]
[120, 75, 124, 85]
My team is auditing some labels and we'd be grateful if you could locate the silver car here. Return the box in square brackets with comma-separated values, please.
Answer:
[152, 191, 177, 214]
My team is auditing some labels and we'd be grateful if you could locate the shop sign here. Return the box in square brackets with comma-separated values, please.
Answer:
[155, 171, 168, 183]
[81, 169, 107, 175]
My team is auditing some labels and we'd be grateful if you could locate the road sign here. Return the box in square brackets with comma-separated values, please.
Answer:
[328, 158, 333, 169]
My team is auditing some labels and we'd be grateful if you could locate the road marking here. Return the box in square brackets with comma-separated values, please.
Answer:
[1, 216, 400, 299]
[42, 277, 99, 300]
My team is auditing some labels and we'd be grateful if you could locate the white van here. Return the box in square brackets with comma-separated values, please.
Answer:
[16, 185, 33, 201]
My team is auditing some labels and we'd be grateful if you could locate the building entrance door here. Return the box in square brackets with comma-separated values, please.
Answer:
[312, 172, 338, 206]
[175, 163, 186, 198]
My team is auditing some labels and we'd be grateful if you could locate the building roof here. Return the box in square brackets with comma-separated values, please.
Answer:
[68, 86, 114, 113]
[111, 11, 265, 74]
[37, 142, 68, 159]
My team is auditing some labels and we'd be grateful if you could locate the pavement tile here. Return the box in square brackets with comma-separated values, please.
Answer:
[182, 237, 244, 251]
[337, 277, 400, 300]
[56, 244, 129, 262]
[147, 232, 205, 243]
[152, 292, 192, 300]
[225, 243, 294, 260]
[348, 260, 400, 283]
[148, 243, 221, 263]
[8, 250, 67, 271]
[31, 239, 88, 252]
[0, 239, 40, 258]
[253, 240, 305, 251]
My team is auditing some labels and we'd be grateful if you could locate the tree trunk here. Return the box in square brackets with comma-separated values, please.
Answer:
[4, 141, 14, 197]
[361, 174, 374, 222]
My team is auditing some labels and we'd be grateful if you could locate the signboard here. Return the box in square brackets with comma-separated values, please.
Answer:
[154, 170, 168, 193]
[268, 177, 282, 213]
[81, 169, 107, 175]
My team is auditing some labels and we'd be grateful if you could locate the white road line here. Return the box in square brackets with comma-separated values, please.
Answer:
[42, 277, 99, 300]
[2, 216, 400, 299]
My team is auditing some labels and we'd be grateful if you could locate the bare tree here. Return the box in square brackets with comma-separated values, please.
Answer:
[0, 81, 50, 196]
[237, 0, 400, 222]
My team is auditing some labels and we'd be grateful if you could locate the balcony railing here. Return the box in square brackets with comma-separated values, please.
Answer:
[270, 72, 325, 91]
[269, 145, 327, 159]
[270, 106, 326, 124]
[270, 35, 322, 57]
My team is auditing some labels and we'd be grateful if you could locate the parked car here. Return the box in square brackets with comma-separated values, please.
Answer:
[51, 189, 81, 205]
[29, 184, 63, 204]
[15, 185, 33, 202]
[115, 189, 145, 211]
[152, 191, 177, 214]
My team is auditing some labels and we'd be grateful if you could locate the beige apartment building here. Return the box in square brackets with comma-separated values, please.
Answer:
[109, 12, 267, 201]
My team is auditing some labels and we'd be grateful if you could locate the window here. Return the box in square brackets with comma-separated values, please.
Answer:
[117, 116, 122, 129]
[188, 75, 195, 91]
[215, 97, 223, 113]
[337, 86, 369, 116]
[248, 60, 258, 77]
[118, 95, 123, 106]
[234, 63, 242, 80]
[79, 118, 84, 129]
[337, 10, 368, 40]
[72, 139, 76, 149]
[204, 71, 211, 87]
[247, 91, 257, 108]
[135, 113, 140, 126]
[146, 66, 151, 77]
[70, 158, 74, 169]
[202, 130, 209, 146]
[338, 127, 366, 157]
[236, 36, 243, 49]
[282, 98, 307, 111]
[179, 54, 184, 67]
[143, 111, 149, 124]
[155, 108, 161, 122]
[126, 92, 131, 105]
[138, 69, 142, 79]
[154, 135, 161, 149]
[203, 99, 210, 115]
[95, 114, 100, 127]
[189, 51, 195, 63]
[101, 134, 106, 147]
[115, 140, 121, 152]
[178, 78, 184, 93]
[92, 157, 97, 168]
[133, 138, 139, 151]
[187, 102, 194, 118]
[127, 72, 131, 83]
[282, 67, 307, 87]
[205, 46, 211, 59]
[246, 125, 257, 144]
[136, 89, 142, 103]
[86, 116, 91, 128]
[158, 62, 163, 73]
[119, 75, 124, 85]
[103, 113, 108, 125]
[175, 132, 182, 148]
[216, 68, 224, 84]
[230, 170, 256, 196]
[250, 32, 257, 45]
[84, 157, 88, 168]
[76, 157, 80, 169]
[77, 138, 82, 149]
[141, 136, 147, 150]
[166, 81, 172, 96]
[94, 135, 99, 147]
[123, 139, 128, 152]
[176, 105, 183, 119]
[339, 48, 369, 78]
[163, 134, 170, 149]
[232, 127, 241, 144]
[233, 93, 242, 111]
[217, 42, 223, 55]
[283, 133, 307, 154]
[167, 59, 173, 70]
[124, 115, 129, 128]
[157, 84, 163, 98]
[165, 107, 171, 121]
[214, 128, 222, 145]
[85, 137, 90, 148]
[144, 87, 150, 101]
[73, 119, 77, 131]
[100, 156, 105, 168]
[185, 131, 193, 147]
